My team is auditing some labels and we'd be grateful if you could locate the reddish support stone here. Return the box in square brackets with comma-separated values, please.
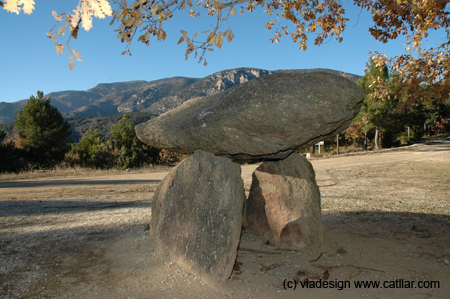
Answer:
[246, 153, 323, 249]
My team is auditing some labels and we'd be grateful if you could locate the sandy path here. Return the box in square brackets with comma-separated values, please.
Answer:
[1, 140, 449, 298]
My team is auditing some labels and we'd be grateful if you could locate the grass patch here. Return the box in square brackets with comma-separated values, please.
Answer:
[336, 247, 347, 255]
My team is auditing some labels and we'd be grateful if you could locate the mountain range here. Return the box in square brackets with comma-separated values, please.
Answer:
[0, 68, 360, 125]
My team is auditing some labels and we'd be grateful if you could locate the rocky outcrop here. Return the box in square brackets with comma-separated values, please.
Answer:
[150, 150, 245, 285]
[135, 72, 365, 163]
[246, 153, 323, 249]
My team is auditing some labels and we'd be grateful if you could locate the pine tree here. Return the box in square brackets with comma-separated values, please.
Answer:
[14, 91, 71, 167]
[357, 59, 401, 149]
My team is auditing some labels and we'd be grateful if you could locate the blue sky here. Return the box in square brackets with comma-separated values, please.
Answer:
[0, 1, 440, 103]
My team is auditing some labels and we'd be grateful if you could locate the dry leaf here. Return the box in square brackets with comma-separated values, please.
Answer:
[55, 43, 64, 55]
[68, 56, 74, 71]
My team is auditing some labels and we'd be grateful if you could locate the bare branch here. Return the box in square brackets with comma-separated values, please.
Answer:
[220, 0, 249, 9]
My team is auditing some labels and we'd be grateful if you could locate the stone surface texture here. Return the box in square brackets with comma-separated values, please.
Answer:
[246, 153, 323, 249]
[135, 72, 365, 162]
[150, 150, 245, 285]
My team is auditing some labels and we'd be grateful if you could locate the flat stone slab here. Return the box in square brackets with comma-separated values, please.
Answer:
[246, 153, 323, 249]
[136, 72, 365, 162]
[150, 150, 245, 285]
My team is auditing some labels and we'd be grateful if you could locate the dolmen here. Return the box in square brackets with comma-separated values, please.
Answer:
[135, 72, 365, 285]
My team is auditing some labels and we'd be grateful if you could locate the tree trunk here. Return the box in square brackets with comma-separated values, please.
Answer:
[424, 124, 429, 137]
[375, 126, 380, 150]
[364, 132, 368, 150]
[310, 145, 315, 154]
[407, 126, 410, 141]
[336, 133, 340, 155]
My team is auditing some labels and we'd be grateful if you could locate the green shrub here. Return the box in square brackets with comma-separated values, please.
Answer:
[116, 146, 147, 169]
[71, 128, 116, 168]
[0, 130, 25, 173]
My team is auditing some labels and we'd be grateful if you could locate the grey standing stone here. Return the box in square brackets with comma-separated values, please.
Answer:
[246, 153, 323, 249]
[150, 150, 245, 285]
[135, 72, 365, 162]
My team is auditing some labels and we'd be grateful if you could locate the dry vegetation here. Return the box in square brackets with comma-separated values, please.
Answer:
[0, 164, 174, 182]
[1, 140, 449, 298]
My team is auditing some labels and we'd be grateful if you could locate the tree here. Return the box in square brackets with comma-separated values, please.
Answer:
[357, 59, 389, 149]
[14, 91, 72, 167]
[356, 59, 404, 149]
[402, 97, 450, 141]
[110, 114, 161, 168]
[0, 130, 6, 143]
[110, 114, 137, 150]
[72, 127, 111, 167]
[425, 99, 450, 134]
[3, 0, 450, 105]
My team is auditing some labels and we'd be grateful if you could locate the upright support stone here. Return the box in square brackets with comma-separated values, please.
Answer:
[150, 150, 245, 285]
[246, 153, 323, 249]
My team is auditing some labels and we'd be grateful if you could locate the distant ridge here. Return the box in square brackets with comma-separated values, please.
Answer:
[0, 68, 360, 124]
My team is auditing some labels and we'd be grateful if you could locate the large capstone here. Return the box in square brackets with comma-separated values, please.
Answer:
[136, 72, 365, 163]
[246, 153, 323, 249]
[150, 150, 245, 285]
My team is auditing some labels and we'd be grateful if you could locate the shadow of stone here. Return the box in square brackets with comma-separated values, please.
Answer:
[0, 179, 161, 189]
[0, 200, 152, 217]
[320, 210, 450, 240]
[323, 210, 450, 223]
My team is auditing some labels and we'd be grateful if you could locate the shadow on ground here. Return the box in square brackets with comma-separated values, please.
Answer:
[0, 179, 161, 189]
[2, 210, 450, 298]
[0, 199, 152, 217]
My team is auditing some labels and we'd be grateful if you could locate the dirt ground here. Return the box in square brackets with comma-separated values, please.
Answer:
[1, 140, 450, 298]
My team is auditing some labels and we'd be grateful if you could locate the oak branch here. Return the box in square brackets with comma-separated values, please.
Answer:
[3, 0, 450, 105]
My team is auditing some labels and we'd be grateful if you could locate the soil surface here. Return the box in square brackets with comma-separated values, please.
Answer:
[1, 140, 450, 298]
